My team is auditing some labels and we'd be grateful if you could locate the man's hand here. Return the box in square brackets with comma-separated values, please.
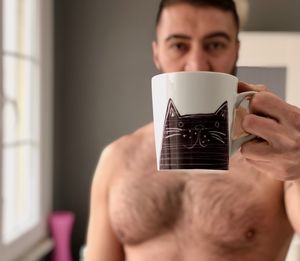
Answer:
[238, 82, 300, 181]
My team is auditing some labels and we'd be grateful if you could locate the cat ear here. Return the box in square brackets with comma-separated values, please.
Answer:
[166, 99, 181, 118]
[215, 101, 228, 119]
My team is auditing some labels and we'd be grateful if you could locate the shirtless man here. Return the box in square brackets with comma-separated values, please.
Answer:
[86, 0, 300, 260]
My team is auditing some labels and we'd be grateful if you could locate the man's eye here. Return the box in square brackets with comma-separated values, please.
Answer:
[171, 43, 189, 52]
[205, 42, 226, 52]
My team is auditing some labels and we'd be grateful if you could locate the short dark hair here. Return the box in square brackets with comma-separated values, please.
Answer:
[155, 0, 240, 30]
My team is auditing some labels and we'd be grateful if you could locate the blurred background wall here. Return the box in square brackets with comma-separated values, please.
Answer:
[53, 0, 300, 257]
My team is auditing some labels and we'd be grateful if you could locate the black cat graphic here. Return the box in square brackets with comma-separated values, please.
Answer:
[160, 99, 229, 170]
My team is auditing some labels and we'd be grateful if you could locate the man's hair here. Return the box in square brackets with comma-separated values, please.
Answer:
[155, 0, 240, 30]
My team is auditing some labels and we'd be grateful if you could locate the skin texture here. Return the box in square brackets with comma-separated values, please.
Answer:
[152, 5, 239, 73]
[86, 3, 300, 261]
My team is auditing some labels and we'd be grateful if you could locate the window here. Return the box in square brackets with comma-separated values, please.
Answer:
[2, 0, 40, 244]
[0, 0, 53, 259]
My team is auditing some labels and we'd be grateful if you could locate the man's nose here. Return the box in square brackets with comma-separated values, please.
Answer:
[184, 48, 210, 71]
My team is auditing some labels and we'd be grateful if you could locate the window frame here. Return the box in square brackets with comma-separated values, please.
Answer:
[0, 0, 53, 259]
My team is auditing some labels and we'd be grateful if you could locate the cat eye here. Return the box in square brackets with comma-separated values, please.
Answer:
[178, 122, 184, 128]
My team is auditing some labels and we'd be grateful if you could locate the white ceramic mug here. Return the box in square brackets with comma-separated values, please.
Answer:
[151, 71, 256, 171]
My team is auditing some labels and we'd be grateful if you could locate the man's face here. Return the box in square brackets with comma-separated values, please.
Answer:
[152, 3, 240, 74]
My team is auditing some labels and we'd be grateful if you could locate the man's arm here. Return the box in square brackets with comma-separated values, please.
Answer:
[86, 146, 124, 261]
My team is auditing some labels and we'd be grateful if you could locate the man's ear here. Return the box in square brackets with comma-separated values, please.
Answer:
[152, 40, 161, 71]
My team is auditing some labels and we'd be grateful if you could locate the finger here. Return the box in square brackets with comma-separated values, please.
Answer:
[238, 81, 268, 93]
[232, 107, 249, 139]
[249, 91, 292, 123]
[240, 138, 292, 165]
[242, 114, 293, 148]
[241, 138, 273, 161]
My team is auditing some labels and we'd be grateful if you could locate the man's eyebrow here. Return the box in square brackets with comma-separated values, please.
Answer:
[164, 32, 232, 43]
[204, 32, 231, 41]
[165, 34, 191, 42]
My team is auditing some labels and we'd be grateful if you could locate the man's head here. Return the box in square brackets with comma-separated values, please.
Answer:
[152, 0, 240, 74]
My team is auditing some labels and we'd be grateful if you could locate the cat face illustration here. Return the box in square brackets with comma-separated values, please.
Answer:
[163, 99, 227, 148]
[160, 99, 229, 170]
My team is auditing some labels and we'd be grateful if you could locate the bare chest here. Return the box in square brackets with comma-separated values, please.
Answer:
[109, 168, 289, 251]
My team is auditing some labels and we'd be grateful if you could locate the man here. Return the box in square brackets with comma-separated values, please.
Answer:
[86, 0, 300, 260]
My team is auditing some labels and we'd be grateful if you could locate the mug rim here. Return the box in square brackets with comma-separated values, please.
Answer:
[152, 71, 238, 81]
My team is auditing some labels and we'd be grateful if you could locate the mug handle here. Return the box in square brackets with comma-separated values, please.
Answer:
[231, 91, 257, 154]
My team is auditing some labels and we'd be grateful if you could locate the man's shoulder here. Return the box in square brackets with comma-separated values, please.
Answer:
[91, 123, 155, 197]
[100, 122, 155, 166]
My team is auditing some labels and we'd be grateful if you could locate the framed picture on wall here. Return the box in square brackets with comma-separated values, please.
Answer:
[237, 32, 300, 107]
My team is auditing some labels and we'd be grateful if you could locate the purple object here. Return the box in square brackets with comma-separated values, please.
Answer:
[49, 211, 75, 261]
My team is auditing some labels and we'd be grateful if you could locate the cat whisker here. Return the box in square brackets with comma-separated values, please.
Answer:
[210, 135, 225, 144]
[165, 128, 183, 131]
[210, 133, 223, 138]
[165, 130, 181, 133]
[165, 133, 182, 139]
[210, 133, 223, 139]
[209, 131, 226, 136]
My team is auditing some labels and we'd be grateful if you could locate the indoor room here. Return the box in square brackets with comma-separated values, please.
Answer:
[1, 0, 300, 260]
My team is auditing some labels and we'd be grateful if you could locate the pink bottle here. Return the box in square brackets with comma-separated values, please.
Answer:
[49, 211, 75, 261]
